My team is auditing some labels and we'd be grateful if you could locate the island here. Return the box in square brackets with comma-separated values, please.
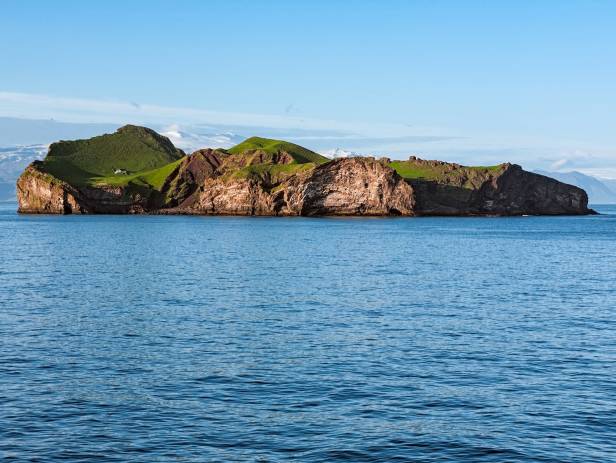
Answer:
[16, 125, 594, 216]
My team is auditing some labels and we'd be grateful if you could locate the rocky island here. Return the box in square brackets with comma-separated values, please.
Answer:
[16, 125, 594, 216]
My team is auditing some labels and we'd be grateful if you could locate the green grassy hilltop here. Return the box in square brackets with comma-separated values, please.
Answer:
[218, 136, 329, 183]
[227, 136, 329, 164]
[39, 125, 185, 188]
[36, 129, 333, 192]
[388, 159, 504, 184]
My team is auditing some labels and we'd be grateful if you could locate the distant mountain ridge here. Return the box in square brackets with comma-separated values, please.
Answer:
[603, 178, 616, 194]
[322, 148, 363, 159]
[0, 145, 48, 201]
[534, 170, 616, 204]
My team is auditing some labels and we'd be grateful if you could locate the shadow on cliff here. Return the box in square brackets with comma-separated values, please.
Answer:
[407, 179, 480, 214]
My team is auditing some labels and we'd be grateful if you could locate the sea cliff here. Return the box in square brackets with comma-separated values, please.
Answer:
[16, 126, 594, 216]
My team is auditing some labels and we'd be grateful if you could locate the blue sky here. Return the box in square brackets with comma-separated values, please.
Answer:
[1, 0, 616, 176]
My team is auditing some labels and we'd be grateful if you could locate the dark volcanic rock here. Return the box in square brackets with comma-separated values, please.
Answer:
[407, 161, 593, 215]
[160, 148, 226, 208]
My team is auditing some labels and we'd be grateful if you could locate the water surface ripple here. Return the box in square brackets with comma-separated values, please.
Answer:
[1, 204, 615, 462]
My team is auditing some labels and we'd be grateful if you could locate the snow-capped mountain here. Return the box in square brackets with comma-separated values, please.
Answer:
[159, 125, 244, 152]
[321, 148, 364, 159]
[0, 145, 48, 182]
[0, 145, 48, 201]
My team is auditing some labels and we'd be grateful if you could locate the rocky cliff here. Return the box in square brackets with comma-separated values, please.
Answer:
[178, 156, 415, 216]
[395, 157, 591, 216]
[16, 164, 83, 214]
[16, 125, 184, 214]
[16, 126, 594, 216]
[16, 162, 152, 213]
[275, 158, 415, 216]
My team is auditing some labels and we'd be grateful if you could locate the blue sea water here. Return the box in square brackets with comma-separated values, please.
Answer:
[1, 203, 615, 462]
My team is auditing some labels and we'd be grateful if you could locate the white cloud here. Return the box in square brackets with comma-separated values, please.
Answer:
[0, 91, 428, 138]
[550, 159, 569, 170]
[160, 123, 183, 141]
[321, 148, 365, 159]
[1, 91, 616, 177]
[159, 124, 242, 152]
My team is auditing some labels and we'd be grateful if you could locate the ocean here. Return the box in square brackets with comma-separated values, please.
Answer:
[1, 203, 615, 462]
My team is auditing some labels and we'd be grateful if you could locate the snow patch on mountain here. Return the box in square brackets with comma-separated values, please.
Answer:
[160, 125, 243, 152]
[0, 145, 48, 182]
[321, 148, 364, 159]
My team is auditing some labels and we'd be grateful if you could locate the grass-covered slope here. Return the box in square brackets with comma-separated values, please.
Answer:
[227, 136, 329, 164]
[389, 159, 505, 187]
[89, 158, 184, 190]
[39, 125, 185, 187]
[223, 162, 315, 183]
[216, 136, 328, 185]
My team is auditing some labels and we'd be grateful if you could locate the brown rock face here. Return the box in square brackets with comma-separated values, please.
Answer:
[16, 165, 82, 214]
[170, 158, 414, 215]
[191, 178, 276, 215]
[17, 163, 150, 214]
[276, 158, 415, 216]
[180, 157, 415, 216]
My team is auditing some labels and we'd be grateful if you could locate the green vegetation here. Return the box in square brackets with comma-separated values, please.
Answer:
[33, 123, 512, 199]
[228, 136, 328, 164]
[224, 162, 315, 183]
[34, 130, 333, 197]
[39, 125, 185, 188]
[90, 158, 183, 189]
[389, 160, 504, 182]
[388, 162, 444, 181]
[218, 136, 330, 185]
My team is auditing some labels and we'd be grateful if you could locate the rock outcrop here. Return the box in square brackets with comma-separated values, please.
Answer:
[16, 164, 83, 214]
[16, 126, 595, 216]
[170, 157, 414, 216]
[17, 163, 152, 214]
[190, 178, 277, 215]
[401, 158, 591, 215]
[274, 157, 415, 216]
[160, 148, 226, 208]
